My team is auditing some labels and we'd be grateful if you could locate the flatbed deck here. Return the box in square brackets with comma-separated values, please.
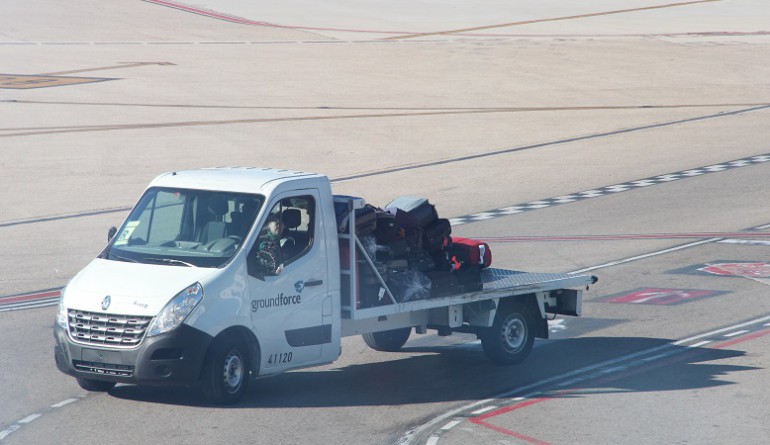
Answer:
[342, 267, 593, 320]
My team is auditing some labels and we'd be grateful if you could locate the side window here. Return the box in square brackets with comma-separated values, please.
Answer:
[250, 195, 315, 273]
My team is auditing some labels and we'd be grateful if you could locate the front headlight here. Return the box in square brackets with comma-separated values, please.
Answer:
[56, 289, 68, 329]
[146, 282, 204, 337]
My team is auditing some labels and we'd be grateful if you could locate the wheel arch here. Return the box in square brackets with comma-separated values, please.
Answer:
[497, 293, 548, 339]
[201, 325, 261, 380]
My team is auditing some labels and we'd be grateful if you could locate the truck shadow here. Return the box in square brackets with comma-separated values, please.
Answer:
[108, 336, 756, 408]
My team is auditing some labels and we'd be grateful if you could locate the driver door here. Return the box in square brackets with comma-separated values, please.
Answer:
[246, 189, 334, 373]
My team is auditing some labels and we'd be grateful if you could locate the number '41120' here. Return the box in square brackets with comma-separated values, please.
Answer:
[267, 352, 292, 364]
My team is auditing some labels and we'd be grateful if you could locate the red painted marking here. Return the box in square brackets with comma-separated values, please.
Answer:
[477, 232, 770, 242]
[713, 327, 770, 349]
[474, 397, 549, 420]
[468, 326, 770, 443]
[142, 0, 273, 26]
[471, 418, 553, 445]
[603, 288, 719, 305]
[142, 0, 770, 40]
[0, 290, 60, 304]
[469, 398, 554, 444]
[699, 262, 770, 278]
[142, 0, 410, 35]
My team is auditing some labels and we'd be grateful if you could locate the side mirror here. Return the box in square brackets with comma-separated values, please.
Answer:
[108, 226, 118, 242]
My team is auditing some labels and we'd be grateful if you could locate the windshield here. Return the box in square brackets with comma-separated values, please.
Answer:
[103, 187, 264, 268]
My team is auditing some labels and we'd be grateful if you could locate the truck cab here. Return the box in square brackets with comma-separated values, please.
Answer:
[55, 168, 342, 403]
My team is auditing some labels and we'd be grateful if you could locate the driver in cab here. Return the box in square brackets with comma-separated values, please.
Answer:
[256, 213, 285, 274]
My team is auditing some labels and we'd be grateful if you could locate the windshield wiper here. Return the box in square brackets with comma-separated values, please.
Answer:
[143, 258, 197, 267]
[108, 253, 139, 263]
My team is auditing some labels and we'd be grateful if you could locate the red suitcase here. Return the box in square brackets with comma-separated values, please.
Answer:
[448, 237, 492, 268]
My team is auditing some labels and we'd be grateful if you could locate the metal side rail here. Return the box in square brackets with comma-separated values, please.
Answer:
[344, 268, 596, 320]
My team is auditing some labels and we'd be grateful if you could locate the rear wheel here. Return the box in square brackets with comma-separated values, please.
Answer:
[76, 378, 116, 392]
[201, 336, 250, 404]
[362, 327, 411, 352]
[480, 305, 535, 365]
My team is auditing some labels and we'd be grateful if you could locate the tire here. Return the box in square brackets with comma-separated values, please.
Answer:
[480, 305, 535, 365]
[76, 378, 116, 392]
[362, 327, 411, 352]
[201, 336, 250, 405]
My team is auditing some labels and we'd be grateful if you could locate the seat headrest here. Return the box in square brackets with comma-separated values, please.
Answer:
[208, 195, 229, 217]
[282, 209, 301, 229]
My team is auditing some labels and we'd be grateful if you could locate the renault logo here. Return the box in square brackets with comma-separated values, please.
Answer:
[101, 295, 111, 311]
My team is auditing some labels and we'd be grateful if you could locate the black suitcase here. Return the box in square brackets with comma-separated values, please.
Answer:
[386, 259, 408, 269]
[402, 226, 424, 251]
[354, 205, 377, 236]
[335, 201, 377, 236]
[385, 196, 438, 229]
[453, 266, 483, 292]
[431, 251, 453, 272]
[407, 250, 436, 272]
[425, 271, 462, 298]
[360, 260, 387, 286]
[422, 218, 451, 252]
[360, 283, 388, 308]
[387, 269, 431, 302]
[373, 209, 398, 243]
[387, 238, 409, 259]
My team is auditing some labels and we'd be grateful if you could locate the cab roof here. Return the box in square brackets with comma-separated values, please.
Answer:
[148, 167, 327, 195]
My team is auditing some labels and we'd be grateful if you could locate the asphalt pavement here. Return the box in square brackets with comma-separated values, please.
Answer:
[1, 1, 769, 444]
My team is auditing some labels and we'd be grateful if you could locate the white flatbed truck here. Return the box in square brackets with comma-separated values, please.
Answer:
[54, 168, 597, 404]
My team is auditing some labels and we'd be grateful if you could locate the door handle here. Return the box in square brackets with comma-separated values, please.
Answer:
[304, 279, 324, 287]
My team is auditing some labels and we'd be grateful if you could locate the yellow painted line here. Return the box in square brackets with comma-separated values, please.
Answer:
[386, 0, 721, 40]
[0, 74, 111, 90]
[40, 62, 174, 76]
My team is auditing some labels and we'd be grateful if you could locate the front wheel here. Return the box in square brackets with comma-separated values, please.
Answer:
[201, 336, 250, 404]
[76, 378, 116, 392]
[362, 327, 411, 352]
[480, 306, 535, 365]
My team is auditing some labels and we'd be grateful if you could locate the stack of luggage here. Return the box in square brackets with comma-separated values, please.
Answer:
[335, 195, 492, 306]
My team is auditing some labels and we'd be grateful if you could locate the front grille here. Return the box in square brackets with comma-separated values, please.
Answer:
[67, 309, 153, 348]
[73, 360, 134, 377]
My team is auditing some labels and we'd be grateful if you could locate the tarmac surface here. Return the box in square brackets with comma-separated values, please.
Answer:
[1, 1, 769, 444]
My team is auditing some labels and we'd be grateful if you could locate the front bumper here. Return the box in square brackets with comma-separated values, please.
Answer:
[54, 323, 213, 387]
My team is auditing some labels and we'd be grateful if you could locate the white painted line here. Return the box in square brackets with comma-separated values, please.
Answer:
[718, 239, 770, 246]
[598, 365, 628, 374]
[688, 341, 712, 348]
[569, 238, 721, 274]
[0, 425, 21, 441]
[0, 396, 87, 443]
[764, 323, 770, 327]
[674, 315, 770, 345]
[396, 315, 770, 445]
[724, 330, 750, 338]
[17, 414, 41, 424]
[51, 398, 79, 408]
[425, 436, 440, 445]
[0, 299, 59, 312]
[393, 396, 497, 445]
[639, 352, 677, 363]
[441, 420, 461, 431]
[471, 406, 497, 415]
[557, 377, 586, 387]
